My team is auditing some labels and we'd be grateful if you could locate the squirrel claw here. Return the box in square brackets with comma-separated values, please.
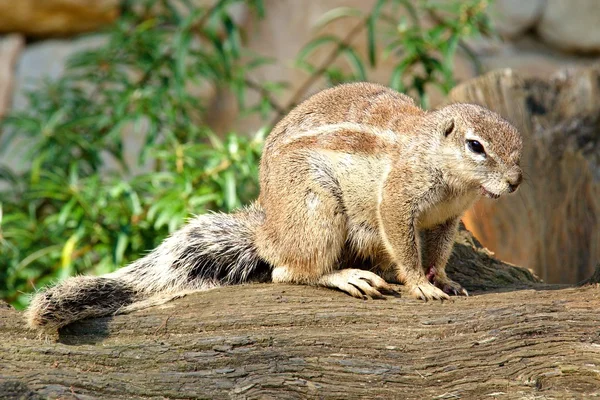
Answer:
[436, 279, 469, 297]
[425, 265, 468, 297]
[409, 282, 450, 301]
[441, 284, 469, 297]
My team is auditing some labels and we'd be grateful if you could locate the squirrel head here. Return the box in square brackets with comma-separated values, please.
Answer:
[428, 103, 523, 199]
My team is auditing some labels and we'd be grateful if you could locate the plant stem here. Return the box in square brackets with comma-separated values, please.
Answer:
[244, 79, 286, 116]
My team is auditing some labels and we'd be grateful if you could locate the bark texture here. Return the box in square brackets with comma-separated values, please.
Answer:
[452, 66, 600, 284]
[2, 227, 599, 399]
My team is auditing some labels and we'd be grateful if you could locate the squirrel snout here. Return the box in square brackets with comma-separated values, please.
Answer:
[506, 171, 523, 193]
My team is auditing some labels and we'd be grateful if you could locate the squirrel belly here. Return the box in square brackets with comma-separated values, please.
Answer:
[26, 82, 523, 331]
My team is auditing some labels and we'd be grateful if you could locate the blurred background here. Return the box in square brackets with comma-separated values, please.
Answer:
[0, 0, 598, 308]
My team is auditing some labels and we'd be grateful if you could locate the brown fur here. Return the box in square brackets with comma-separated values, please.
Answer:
[258, 82, 522, 300]
[26, 82, 523, 331]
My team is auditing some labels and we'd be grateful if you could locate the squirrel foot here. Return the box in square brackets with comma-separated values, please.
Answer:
[438, 279, 469, 297]
[318, 269, 393, 299]
[407, 281, 450, 301]
[426, 266, 469, 297]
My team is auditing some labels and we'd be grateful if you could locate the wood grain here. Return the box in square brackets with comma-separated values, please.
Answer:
[1, 283, 599, 399]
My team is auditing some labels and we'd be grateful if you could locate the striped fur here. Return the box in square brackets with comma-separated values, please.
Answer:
[26, 204, 269, 331]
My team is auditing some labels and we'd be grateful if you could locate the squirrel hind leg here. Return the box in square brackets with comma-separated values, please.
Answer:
[271, 265, 389, 299]
[26, 276, 137, 331]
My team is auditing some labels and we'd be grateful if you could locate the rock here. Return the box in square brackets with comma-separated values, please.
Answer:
[479, 36, 599, 80]
[12, 36, 106, 110]
[449, 66, 600, 284]
[2, 36, 106, 174]
[0, 0, 119, 37]
[491, 0, 545, 38]
[537, 0, 600, 53]
[491, 0, 600, 53]
[0, 34, 24, 119]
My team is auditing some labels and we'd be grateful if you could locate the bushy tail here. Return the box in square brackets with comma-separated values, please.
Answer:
[26, 203, 270, 331]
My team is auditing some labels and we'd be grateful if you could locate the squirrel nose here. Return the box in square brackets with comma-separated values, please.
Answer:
[507, 172, 523, 193]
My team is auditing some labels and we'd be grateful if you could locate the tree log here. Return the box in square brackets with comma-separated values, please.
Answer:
[2, 227, 599, 399]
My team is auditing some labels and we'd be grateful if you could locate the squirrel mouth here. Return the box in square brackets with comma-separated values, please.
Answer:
[480, 186, 501, 199]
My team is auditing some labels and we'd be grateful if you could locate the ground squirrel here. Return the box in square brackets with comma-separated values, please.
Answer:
[27, 82, 523, 331]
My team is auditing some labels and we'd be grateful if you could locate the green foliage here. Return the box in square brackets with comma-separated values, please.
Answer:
[298, 0, 492, 108]
[0, 0, 492, 308]
[0, 0, 274, 308]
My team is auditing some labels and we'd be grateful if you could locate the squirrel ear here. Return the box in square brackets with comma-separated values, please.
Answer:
[442, 118, 455, 137]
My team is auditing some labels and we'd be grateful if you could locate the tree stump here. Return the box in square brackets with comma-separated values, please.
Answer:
[450, 66, 600, 284]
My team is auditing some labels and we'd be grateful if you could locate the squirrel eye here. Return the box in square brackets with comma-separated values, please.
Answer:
[467, 140, 485, 155]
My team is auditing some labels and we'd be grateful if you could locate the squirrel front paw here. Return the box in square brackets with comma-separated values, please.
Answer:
[436, 279, 469, 297]
[407, 281, 450, 301]
[426, 266, 469, 297]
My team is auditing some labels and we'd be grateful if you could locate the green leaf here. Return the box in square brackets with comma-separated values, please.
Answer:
[60, 233, 79, 278]
[188, 193, 220, 208]
[223, 170, 238, 211]
[30, 155, 45, 185]
[58, 197, 78, 226]
[222, 14, 241, 58]
[341, 47, 367, 81]
[250, 0, 266, 17]
[296, 36, 341, 65]
[175, 17, 193, 83]
[390, 59, 412, 93]
[367, 0, 386, 67]
[114, 231, 129, 266]
[314, 7, 363, 29]
[128, 189, 142, 216]
[367, 16, 377, 67]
